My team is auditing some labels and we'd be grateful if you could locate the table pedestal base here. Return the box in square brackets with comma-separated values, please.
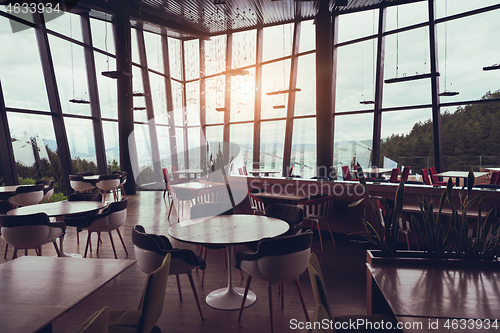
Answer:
[206, 287, 256, 310]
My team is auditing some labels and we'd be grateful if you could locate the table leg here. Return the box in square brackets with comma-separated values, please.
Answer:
[205, 245, 256, 310]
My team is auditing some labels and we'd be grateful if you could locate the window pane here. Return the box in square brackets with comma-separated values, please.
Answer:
[94, 52, 118, 119]
[386, 2, 428, 31]
[338, 9, 378, 44]
[204, 35, 226, 76]
[205, 76, 225, 124]
[102, 120, 120, 171]
[436, 10, 500, 102]
[184, 39, 200, 80]
[90, 16, 114, 54]
[158, 124, 173, 172]
[131, 28, 141, 65]
[334, 114, 373, 174]
[232, 29, 256, 68]
[0, 17, 50, 111]
[187, 127, 201, 169]
[150, 72, 168, 124]
[263, 24, 293, 62]
[186, 81, 200, 126]
[230, 69, 255, 122]
[205, 125, 223, 145]
[168, 37, 182, 79]
[260, 121, 285, 172]
[49, 35, 91, 116]
[7, 112, 66, 192]
[380, 109, 432, 175]
[230, 123, 253, 172]
[144, 31, 164, 74]
[64, 117, 98, 173]
[295, 53, 316, 116]
[172, 80, 184, 127]
[45, 12, 83, 42]
[261, 60, 291, 120]
[134, 123, 155, 185]
[435, 0, 500, 19]
[299, 19, 315, 53]
[337, 42, 377, 111]
[291, 118, 316, 179]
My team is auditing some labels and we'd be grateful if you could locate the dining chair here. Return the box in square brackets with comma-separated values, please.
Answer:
[171, 166, 188, 182]
[8, 184, 44, 207]
[420, 168, 434, 186]
[190, 203, 236, 286]
[247, 191, 266, 215]
[0, 200, 14, 259]
[297, 195, 336, 251]
[242, 166, 248, 175]
[245, 203, 304, 252]
[169, 186, 197, 222]
[0, 212, 65, 259]
[429, 167, 450, 186]
[313, 304, 334, 333]
[388, 168, 399, 183]
[195, 186, 230, 205]
[96, 174, 121, 201]
[73, 306, 109, 333]
[69, 175, 95, 193]
[399, 165, 411, 182]
[35, 179, 54, 202]
[132, 225, 205, 320]
[73, 253, 171, 333]
[238, 167, 244, 175]
[307, 253, 398, 331]
[112, 170, 127, 197]
[82, 198, 128, 259]
[235, 230, 313, 333]
[63, 192, 103, 244]
[341, 166, 357, 181]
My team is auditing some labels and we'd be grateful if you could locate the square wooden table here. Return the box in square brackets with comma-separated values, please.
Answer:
[0, 256, 135, 333]
[434, 171, 488, 187]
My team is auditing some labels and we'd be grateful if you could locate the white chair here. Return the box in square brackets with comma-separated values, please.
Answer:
[82, 198, 128, 259]
[297, 195, 336, 251]
[248, 192, 266, 215]
[235, 230, 313, 333]
[0, 212, 65, 259]
[70, 175, 95, 193]
[96, 174, 121, 201]
[8, 184, 44, 207]
[112, 171, 127, 197]
[36, 179, 54, 202]
[132, 225, 205, 320]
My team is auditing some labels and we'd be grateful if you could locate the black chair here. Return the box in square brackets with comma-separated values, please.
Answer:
[0, 213, 65, 259]
[132, 225, 205, 320]
[64, 193, 103, 244]
[190, 203, 235, 285]
[235, 230, 313, 333]
[35, 179, 54, 202]
[245, 203, 303, 252]
[112, 170, 127, 197]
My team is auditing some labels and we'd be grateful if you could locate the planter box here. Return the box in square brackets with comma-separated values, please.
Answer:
[366, 249, 500, 269]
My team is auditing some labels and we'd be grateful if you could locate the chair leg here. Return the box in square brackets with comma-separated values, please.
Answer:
[76, 230, 79, 244]
[281, 282, 284, 308]
[167, 199, 174, 219]
[187, 271, 204, 320]
[324, 219, 336, 246]
[295, 278, 310, 322]
[52, 241, 61, 257]
[84, 232, 92, 258]
[108, 231, 118, 259]
[12, 247, 18, 260]
[176, 274, 183, 301]
[96, 232, 101, 255]
[201, 248, 208, 286]
[316, 221, 324, 251]
[4, 243, 8, 259]
[116, 228, 129, 255]
[268, 283, 274, 333]
[238, 275, 252, 321]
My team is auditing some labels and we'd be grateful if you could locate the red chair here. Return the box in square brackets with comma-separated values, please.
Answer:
[491, 171, 500, 185]
[171, 166, 188, 182]
[248, 192, 265, 215]
[341, 166, 357, 181]
[389, 168, 399, 183]
[399, 166, 411, 182]
[421, 168, 433, 185]
[238, 168, 244, 175]
[288, 165, 294, 177]
[429, 167, 450, 186]
[297, 195, 336, 251]
[242, 166, 248, 175]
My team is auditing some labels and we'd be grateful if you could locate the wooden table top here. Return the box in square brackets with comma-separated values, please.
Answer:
[367, 263, 500, 321]
[7, 201, 107, 217]
[0, 256, 135, 333]
[255, 191, 310, 202]
[169, 182, 226, 190]
[171, 169, 204, 174]
[168, 214, 289, 246]
[247, 169, 281, 174]
[434, 171, 489, 179]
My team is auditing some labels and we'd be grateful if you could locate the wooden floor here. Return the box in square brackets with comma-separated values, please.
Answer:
[0, 191, 370, 333]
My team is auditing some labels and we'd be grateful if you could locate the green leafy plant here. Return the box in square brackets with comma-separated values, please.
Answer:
[348, 164, 404, 257]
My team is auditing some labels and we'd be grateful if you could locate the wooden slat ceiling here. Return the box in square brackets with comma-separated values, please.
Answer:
[83, 0, 423, 38]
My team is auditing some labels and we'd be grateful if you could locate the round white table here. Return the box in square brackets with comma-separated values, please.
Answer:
[168, 214, 289, 310]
